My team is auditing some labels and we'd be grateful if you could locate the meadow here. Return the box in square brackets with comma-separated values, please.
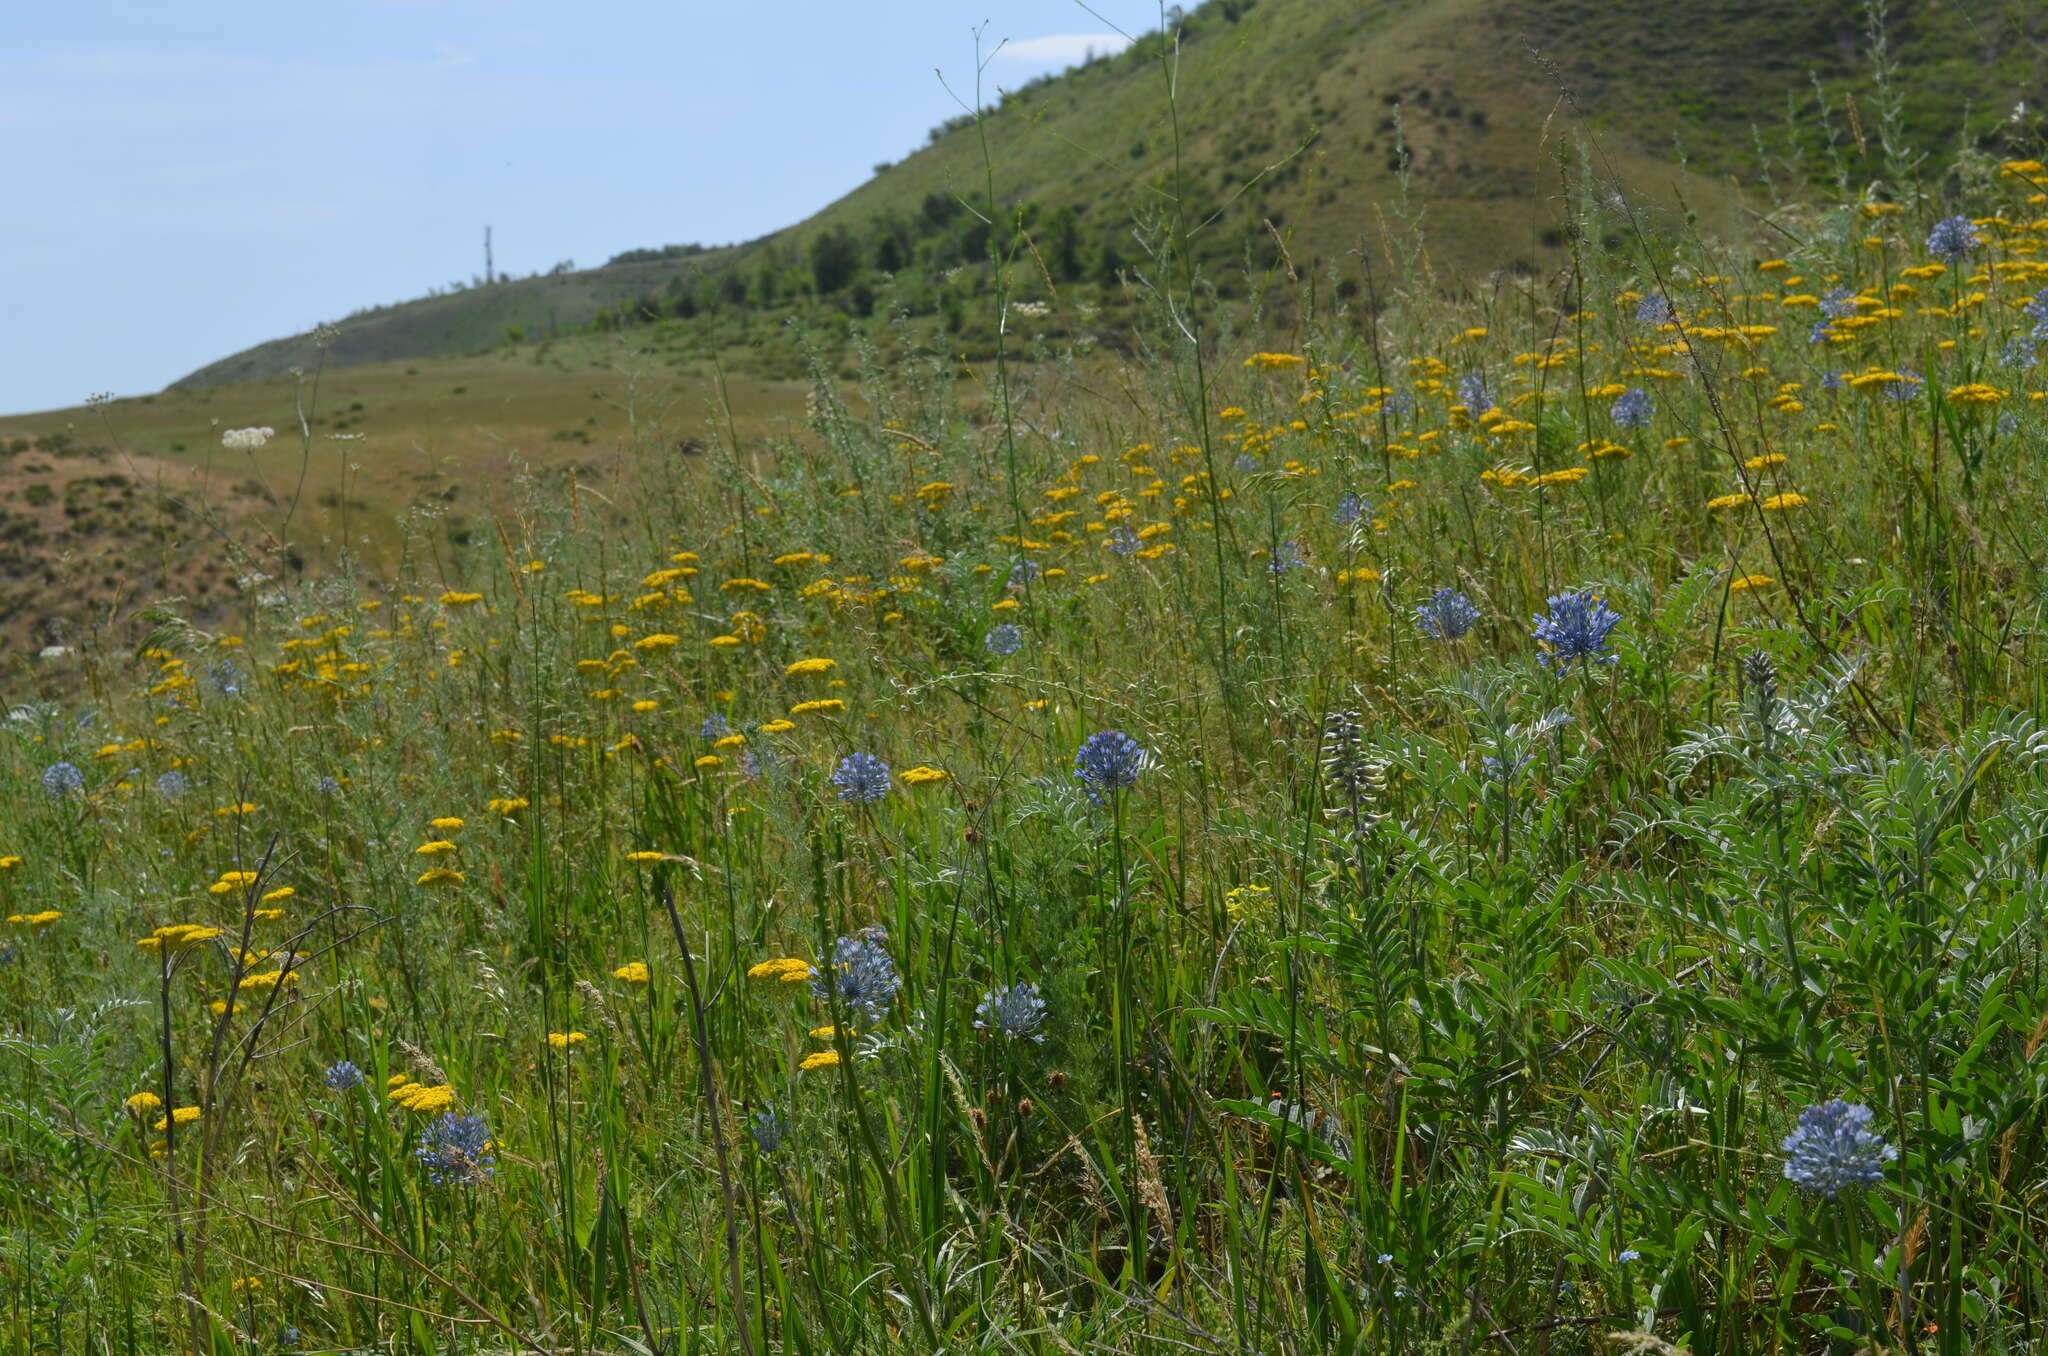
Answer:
[6, 106, 2048, 1356]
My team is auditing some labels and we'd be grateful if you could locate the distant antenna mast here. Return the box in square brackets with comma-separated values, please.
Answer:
[484, 226, 494, 284]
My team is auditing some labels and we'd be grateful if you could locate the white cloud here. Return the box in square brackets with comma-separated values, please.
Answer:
[994, 33, 1131, 67]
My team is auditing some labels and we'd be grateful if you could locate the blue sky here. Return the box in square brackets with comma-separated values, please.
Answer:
[0, 1, 1157, 414]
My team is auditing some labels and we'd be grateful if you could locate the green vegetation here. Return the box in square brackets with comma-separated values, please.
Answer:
[7, 7, 2048, 1353]
[6, 67, 2048, 1349]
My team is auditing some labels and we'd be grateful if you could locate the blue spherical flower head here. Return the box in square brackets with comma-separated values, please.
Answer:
[1925, 214, 1982, 260]
[830, 752, 892, 805]
[1333, 492, 1367, 527]
[207, 659, 243, 696]
[1883, 368, 1923, 403]
[416, 1112, 495, 1187]
[812, 930, 900, 1024]
[1819, 286, 1857, 320]
[1268, 541, 1309, 575]
[1074, 730, 1147, 803]
[1414, 587, 1479, 641]
[1008, 558, 1043, 588]
[975, 982, 1049, 1042]
[1808, 319, 1835, 346]
[1456, 371, 1490, 413]
[155, 770, 191, 797]
[751, 1109, 786, 1154]
[1634, 294, 1675, 326]
[1531, 590, 1622, 674]
[1609, 387, 1653, 430]
[1781, 1099, 1895, 1198]
[699, 712, 731, 741]
[985, 623, 1024, 657]
[323, 1060, 365, 1091]
[2024, 286, 2048, 326]
[42, 762, 84, 798]
[314, 775, 341, 796]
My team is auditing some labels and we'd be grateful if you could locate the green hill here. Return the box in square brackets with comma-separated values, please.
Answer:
[171, 0, 2048, 389]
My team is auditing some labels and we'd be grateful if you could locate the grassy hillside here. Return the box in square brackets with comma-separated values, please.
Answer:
[0, 339, 821, 662]
[163, 0, 2048, 391]
[5, 142, 2048, 1354]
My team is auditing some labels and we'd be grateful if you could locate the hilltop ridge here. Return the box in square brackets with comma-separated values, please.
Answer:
[170, 0, 2047, 389]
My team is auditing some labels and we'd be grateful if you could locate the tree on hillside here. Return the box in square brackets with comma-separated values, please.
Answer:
[810, 228, 861, 295]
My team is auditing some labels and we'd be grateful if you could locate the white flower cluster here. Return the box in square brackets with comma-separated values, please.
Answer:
[221, 426, 276, 451]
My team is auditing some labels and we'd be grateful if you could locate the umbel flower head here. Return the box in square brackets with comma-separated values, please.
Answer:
[323, 1060, 364, 1091]
[985, 623, 1024, 657]
[1781, 1100, 1895, 1198]
[1609, 387, 1654, 430]
[830, 752, 892, 805]
[416, 1112, 495, 1187]
[1634, 294, 1675, 326]
[42, 762, 85, 798]
[974, 982, 1049, 1042]
[1531, 591, 1622, 674]
[1925, 214, 1983, 260]
[1074, 730, 1147, 802]
[812, 930, 900, 1024]
[1414, 587, 1479, 641]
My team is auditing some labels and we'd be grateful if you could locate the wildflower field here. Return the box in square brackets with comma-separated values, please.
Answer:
[11, 114, 2048, 1356]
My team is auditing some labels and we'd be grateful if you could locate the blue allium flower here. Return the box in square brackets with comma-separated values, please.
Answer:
[1808, 320, 1836, 346]
[1107, 525, 1140, 558]
[1819, 286, 1858, 320]
[277, 1326, 301, 1351]
[2024, 286, 2048, 326]
[974, 982, 1048, 1042]
[1618, 1249, 1641, 1264]
[1609, 387, 1653, 429]
[1268, 541, 1309, 574]
[314, 775, 341, 796]
[985, 623, 1024, 657]
[1333, 492, 1367, 527]
[1008, 558, 1043, 588]
[155, 770, 190, 797]
[42, 762, 84, 798]
[415, 1112, 495, 1186]
[1634, 294, 1675, 326]
[1386, 389, 1417, 420]
[1999, 335, 2036, 369]
[1232, 453, 1259, 475]
[751, 1109, 786, 1153]
[1376, 1252, 1394, 1265]
[1414, 587, 1479, 641]
[829, 752, 892, 805]
[1074, 730, 1147, 801]
[1781, 1099, 1895, 1198]
[1457, 371, 1490, 412]
[1883, 368, 1924, 403]
[1820, 371, 1846, 393]
[207, 659, 242, 696]
[1926, 214, 1983, 260]
[1481, 751, 1531, 784]
[1531, 590, 1622, 674]
[323, 1060, 364, 1091]
[699, 712, 731, 740]
[812, 930, 900, 1023]
[739, 744, 777, 781]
